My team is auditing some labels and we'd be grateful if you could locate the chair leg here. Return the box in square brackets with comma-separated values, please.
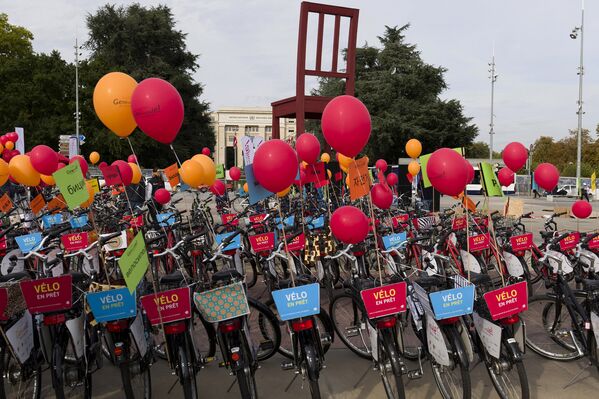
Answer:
[272, 115, 280, 139]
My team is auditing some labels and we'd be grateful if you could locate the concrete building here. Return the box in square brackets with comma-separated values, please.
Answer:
[210, 107, 296, 168]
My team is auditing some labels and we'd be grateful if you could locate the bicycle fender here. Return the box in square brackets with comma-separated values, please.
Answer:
[502, 330, 523, 362]
[445, 324, 470, 369]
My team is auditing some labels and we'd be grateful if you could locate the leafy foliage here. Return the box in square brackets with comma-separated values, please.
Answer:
[530, 129, 597, 177]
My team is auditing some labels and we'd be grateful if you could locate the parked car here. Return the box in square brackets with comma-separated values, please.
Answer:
[555, 184, 591, 197]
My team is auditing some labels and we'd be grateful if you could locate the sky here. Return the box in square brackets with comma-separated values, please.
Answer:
[2, 0, 596, 149]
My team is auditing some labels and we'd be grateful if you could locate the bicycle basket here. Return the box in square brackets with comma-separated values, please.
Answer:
[0, 280, 28, 320]
[193, 281, 249, 323]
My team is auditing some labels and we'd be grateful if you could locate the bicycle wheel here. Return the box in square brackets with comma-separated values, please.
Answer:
[302, 339, 321, 399]
[378, 329, 406, 399]
[523, 294, 584, 361]
[485, 348, 529, 399]
[0, 347, 41, 399]
[120, 340, 151, 399]
[430, 324, 471, 399]
[398, 309, 424, 360]
[178, 343, 198, 399]
[247, 298, 281, 361]
[329, 292, 372, 359]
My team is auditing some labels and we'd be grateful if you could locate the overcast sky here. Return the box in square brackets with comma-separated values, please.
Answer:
[3, 0, 596, 149]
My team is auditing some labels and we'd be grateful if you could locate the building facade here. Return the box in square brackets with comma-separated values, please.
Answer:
[210, 107, 296, 168]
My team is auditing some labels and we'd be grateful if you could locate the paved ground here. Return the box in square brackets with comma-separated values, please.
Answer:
[34, 195, 599, 398]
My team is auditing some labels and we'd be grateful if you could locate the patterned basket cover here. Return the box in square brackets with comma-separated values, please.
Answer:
[193, 281, 249, 323]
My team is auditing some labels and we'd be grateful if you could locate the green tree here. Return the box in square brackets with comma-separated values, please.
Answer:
[530, 129, 596, 177]
[81, 3, 214, 166]
[465, 141, 500, 159]
[312, 25, 477, 161]
[0, 13, 33, 58]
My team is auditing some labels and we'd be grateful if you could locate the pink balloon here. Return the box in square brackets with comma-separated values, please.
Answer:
[386, 172, 398, 186]
[534, 163, 559, 192]
[57, 153, 69, 164]
[112, 160, 133, 186]
[502, 142, 528, 172]
[253, 139, 298, 193]
[6, 132, 18, 142]
[131, 78, 184, 144]
[127, 154, 137, 164]
[572, 200, 592, 219]
[56, 162, 67, 170]
[98, 161, 108, 169]
[330, 206, 370, 244]
[210, 180, 226, 196]
[426, 148, 468, 196]
[202, 147, 211, 156]
[371, 183, 393, 209]
[321, 95, 371, 158]
[30, 145, 59, 175]
[497, 167, 515, 187]
[154, 188, 171, 205]
[0, 136, 7, 146]
[295, 133, 320, 165]
[465, 161, 475, 184]
[9, 150, 19, 157]
[70, 155, 89, 176]
[229, 166, 241, 181]
[375, 159, 388, 172]
[2, 152, 12, 162]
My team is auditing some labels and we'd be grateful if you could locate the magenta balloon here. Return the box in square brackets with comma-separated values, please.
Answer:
[375, 159, 388, 172]
[9, 150, 19, 157]
[371, 183, 393, 209]
[70, 155, 89, 176]
[253, 139, 298, 193]
[0, 136, 7, 146]
[321, 95, 371, 158]
[154, 188, 171, 205]
[202, 147, 211, 156]
[30, 145, 59, 176]
[2, 152, 12, 162]
[127, 154, 137, 164]
[465, 161, 475, 184]
[56, 162, 66, 170]
[6, 132, 17, 142]
[386, 172, 398, 186]
[534, 163, 559, 192]
[426, 148, 469, 196]
[295, 133, 320, 165]
[131, 78, 184, 144]
[502, 142, 528, 172]
[229, 166, 241, 181]
[112, 160, 133, 186]
[497, 167, 515, 187]
[210, 180, 226, 196]
[572, 200, 592, 219]
[98, 161, 108, 169]
[330, 206, 370, 244]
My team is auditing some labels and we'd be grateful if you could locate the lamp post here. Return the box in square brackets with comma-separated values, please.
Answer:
[74, 38, 81, 156]
[488, 51, 498, 161]
[571, 1, 584, 194]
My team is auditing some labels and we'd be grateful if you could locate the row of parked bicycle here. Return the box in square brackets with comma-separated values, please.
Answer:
[0, 182, 597, 399]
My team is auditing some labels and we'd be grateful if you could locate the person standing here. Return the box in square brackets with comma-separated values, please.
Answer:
[581, 183, 590, 202]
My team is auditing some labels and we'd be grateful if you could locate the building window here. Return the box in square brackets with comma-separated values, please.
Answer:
[265, 126, 272, 134]
[245, 125, 259, 134]
[266, 135, 272, 141]
[288, 129, 295, 135]
[225, 125, 239, 133]
[226, 135, 236, 145]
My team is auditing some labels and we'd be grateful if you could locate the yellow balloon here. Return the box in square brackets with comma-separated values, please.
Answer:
[179, 159, 204, 187]
[408, 160, 421, 176]
[9, 155, 40, 186]
[243, 182, 249, 193]
[191, 154, 216, 186]
[0, 159, 8, 186]
[5, 141, 14, 151]
[93, 72, 138, 137]
[277, 186, 291, 197]
[406, 139, 422, 159]
[129, 162, 142, 184]
[320, 153, 330, 163]
[327, 170, 332, 179]
[89, 151, 100, 165]
[40, 174, 55, 185]
[338, 153, 353, 173]
[80, 181, 95, 208]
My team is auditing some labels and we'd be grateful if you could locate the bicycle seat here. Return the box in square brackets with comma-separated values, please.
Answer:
[540, 231, 554, 240]
[160, 270, 186, 285]
[278, 275, 315, 288]
[70, 272, 90, 285]
[469, 273, 491, 286]
[414, 275, 445, 290]
[0, 272, 29, 283]
[582, 279, 599, 291]
[212, 269, 243, 283]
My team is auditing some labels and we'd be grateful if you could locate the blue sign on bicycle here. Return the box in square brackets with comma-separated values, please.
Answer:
[69, 214, 89, 228]
[215, 232, 241, 251]
[272, 283, 320, 321]
[429, 285, 475, 320]
[156, 212, 176, 227]
[274, 215, 295, 229]
[86, 288, 136, 323]
[42, 214, 63, 229]
[15, 233, 42, 253]
[382, 232, 407, 250]
[306, 216, 325, 230]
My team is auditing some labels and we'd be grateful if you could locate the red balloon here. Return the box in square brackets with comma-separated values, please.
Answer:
[0, 136, 7, 146]
[253, 139, 298, 193]
[229, 166, 241, 181]
[375, 159, 388, 172]
[2, 152, 12, 162]
[131, 78, 184, 144]
[112, 160, 133, 186]
[70, 155, 89, 176]
[202, 147, 211, 156]
[572, 200, 592, 219]
[371, 183, 393, 209]
[30, 145, 59, 175]
[426, 148, 468, 196]
[386, 172, 398, 186]
[9, 150, 19, 157]
[497, 167, 515, 187]
[295, 133, 320, 165]
[154, 188, 171, 205]
[321, 95, 371, 158]
[98, 161, 108, 169]
[127, 154, 137, 164]
[502, 142, 528, 172]
[465, 161, 475, 184]
[210, 180, 226, 196]
[534, 163, 559, 192]
[6, 132, 17, 142]
[56, 162, 66, 170]
[57, 153, 69, 164]
[330, 206, 370, 244]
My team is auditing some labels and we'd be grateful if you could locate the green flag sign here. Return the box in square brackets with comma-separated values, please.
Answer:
[215, 164, 225, 179]
[52, 162, 88, 209]
[479, 162, 503, 197]
[118, 232, 150, 294]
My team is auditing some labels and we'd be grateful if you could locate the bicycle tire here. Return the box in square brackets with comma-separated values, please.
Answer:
[379, 328, 406, 399]
[178, 342, 198, 399]
[120, 338, 152, 399]
[329, 292, 372, 359]
[486, 355, 529, 399]
[247, 298, 281, 361]
[301, 335, 321, 399]
[430, 323, 471, 399]
[0, 346, 41, 399]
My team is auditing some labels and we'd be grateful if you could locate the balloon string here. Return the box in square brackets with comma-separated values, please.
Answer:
[169, 144, 182, 167]
[276, 196, 295, 287]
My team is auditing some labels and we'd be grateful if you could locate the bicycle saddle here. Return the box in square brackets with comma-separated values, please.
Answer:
[160, 270, 186, 285]
[469, 272, 492, 286]
[0, 272, 29, 283]
[212, 269, 243, 283]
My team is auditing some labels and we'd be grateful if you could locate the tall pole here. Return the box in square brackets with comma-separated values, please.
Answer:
[74, 38, 80, 156]
[575, 1, 584, 194]
[488, 51, 497, 161]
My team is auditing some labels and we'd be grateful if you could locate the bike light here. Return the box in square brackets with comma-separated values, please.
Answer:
[164, 321, 187, 335]
[114, 345, 123, 357]
[375, 317, 397, 329]
[291, 318, 314, 332]
[106, 319, 130, 333]
[515, 251, 525, 257]
[218, 318, 242, 333]
[231, 352, 240, 362]
[43, 313, 66, 326]
[438, 317, 459, 325]
[224, 249, 237, 256]
[499, 314, 520, 326]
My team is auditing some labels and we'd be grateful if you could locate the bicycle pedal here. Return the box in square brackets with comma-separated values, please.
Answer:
[280, 361, 295, 371]
[345, 326, 360, 337]
[407, 370, 423, 380]
[320, 333, 332, 345]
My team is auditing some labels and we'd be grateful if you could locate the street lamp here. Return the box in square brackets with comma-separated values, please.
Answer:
[488, 52, 498, 161]
[571, 1, 584, 194]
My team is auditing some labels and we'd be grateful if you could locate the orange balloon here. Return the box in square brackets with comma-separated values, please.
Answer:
[0, 144, 4, 154]
[129, 162, 142, 184]
[243, 182, 248, 193]
[5, 141, 14, 151]
[0, 159, 8, 186]
[327, 170, 332, 179]
[80, 181, 95, 208]
[277, 186, 291, 197]
[40, 174, 55, 185]
[320, 153, 330, 163]
[9, 155, 40, 186]
[408, 160, 420, 176]
[89, 151, 100, 165]
[338, 153, 353, 173]
[93, 72, 138, 137]
[191, 154, 216, 186]
[179, 159, 204, 187]
[406, 139, 422, 159]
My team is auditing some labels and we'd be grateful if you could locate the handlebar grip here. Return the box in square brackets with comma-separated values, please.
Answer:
[222, 229, 242, 245]
[555, 212, 567, 217]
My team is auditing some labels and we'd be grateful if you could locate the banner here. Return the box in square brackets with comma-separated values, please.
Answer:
[420, 148, 464, 188]
[479, 162, 503, 197]
[68, 136, 78, 158]
[14, 127, 24, 155]
[245, 164, 272, 205]
[53, 162, 88, 209]
[348, 156, 371, 200]
[163, 163, 179, 188]
[215, 164, 225, 179]
[118, 232, 149, 294]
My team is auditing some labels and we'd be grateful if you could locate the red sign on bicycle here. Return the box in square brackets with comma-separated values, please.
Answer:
[249, 232, 275, 252]
[391, 214, 409, 229]
[0, 288, 8, 321]
[61, 232, 89, 252]
[474, 217, 489, 227]
[589, 235, 599, 250]
[249, 214, 267, 229]
[221, 213, 238, 226]
[360, 282, 407, 319]
[20, 275, 73, 314]
[452, 216, 467, 231]
[510, 233, 533, 251]
[123, 214, 144, 228]
[483, 281, 528, 321]
[141, 287, 191, 326]
[468, 233, 490, 252]
[285, 233, 306, 252]
[559, 232, 580, 251]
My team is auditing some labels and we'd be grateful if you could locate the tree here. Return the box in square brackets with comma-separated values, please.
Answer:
[312, 25, 478, 161]
[81, 4, 214, 166]
[530, 129, 596, 177]
[464, 141, 500, 159]
[0, 13, 33, 58]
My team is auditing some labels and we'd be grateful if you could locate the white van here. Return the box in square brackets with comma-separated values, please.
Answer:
[466, 165, 515, 195]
